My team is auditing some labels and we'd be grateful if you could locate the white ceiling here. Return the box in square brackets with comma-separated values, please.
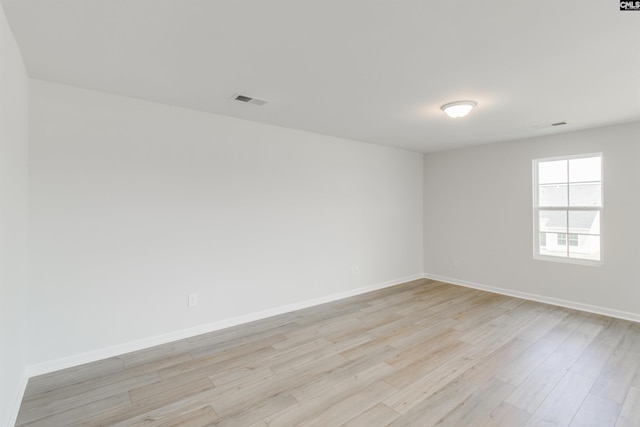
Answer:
[3, 0, 640, 152]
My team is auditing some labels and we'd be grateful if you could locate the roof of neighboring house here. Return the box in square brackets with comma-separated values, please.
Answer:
[541, 210, 598, 231]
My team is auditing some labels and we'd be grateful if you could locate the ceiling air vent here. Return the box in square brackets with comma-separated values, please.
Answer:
[533, 121, 568, 129]
[233, 93, 268, 106]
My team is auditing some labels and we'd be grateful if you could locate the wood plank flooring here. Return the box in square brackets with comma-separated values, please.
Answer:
[16, 279, 640, 426]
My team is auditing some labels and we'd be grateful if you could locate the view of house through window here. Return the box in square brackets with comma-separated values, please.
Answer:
[533, 154, 602, 263]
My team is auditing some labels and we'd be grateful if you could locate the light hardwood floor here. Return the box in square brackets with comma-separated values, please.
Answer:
[16, 279, 640, 426]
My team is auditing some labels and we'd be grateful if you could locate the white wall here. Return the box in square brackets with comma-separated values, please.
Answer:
[27, 80, 424, 368]
[424, 122, 640, 318]
[0, 3, 29, 426]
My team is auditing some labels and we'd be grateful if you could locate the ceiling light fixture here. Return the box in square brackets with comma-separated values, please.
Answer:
[441, 100, 477, 118]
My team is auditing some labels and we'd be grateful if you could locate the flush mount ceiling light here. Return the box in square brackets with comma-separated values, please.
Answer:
[441, 100, 477, 118]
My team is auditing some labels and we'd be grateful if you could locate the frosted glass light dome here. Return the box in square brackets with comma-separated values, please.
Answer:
[441, 101, 477, 118]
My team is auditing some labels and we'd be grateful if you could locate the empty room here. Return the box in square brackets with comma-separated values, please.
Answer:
[2, 0, 640, 426]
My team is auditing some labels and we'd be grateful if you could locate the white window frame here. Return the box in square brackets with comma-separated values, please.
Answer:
[533, 153, 603, 266]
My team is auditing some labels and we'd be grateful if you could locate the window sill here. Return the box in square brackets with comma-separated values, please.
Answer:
[533, 254, 603, 267]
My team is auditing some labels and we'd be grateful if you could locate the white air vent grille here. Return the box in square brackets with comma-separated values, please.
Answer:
[234, 93, 268, 106]
[533, 121, 568, 129]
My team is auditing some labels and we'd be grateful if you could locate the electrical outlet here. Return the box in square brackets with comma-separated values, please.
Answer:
[453, 259, 460, 268]
[188, 293, 198, 307]
[350, 265, 360, 276]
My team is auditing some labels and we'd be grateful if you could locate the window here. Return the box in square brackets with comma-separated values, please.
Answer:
[557, 233, 579, 247]
[533, 154, 602, 264]
[569, 233, 579, 247]
[557, 233, 566, 246]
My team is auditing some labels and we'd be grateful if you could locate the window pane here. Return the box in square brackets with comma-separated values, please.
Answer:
[539, 232, 568, 257]
[539, 184, 568, 207]
[569, 183, 601, 207]
[569, 211, 599, 235]
[569, 235, 600, 260]
[539, 160, 567, 184]
[539, 210, 566, 232]
[569, 156, 601, 183]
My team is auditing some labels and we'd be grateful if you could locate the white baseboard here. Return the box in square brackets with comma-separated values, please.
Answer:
[25, 273, 425, 378]
[7, 371, 28, 427]
[424, 273, 640, 323]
